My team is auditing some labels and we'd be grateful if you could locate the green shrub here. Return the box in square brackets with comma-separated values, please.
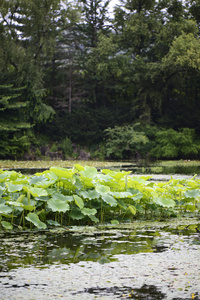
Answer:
[151, 128, 200, 159]
[50, 143, 58, 152]
[104, 124, 149, 159]
[61, 137, 73, 158]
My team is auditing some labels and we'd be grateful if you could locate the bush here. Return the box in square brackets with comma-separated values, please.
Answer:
[104, 124, 149, 159]
[61, 137, 73, 158]
[151, 128, 200, 159]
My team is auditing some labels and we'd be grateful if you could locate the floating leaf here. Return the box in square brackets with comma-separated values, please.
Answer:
[1, 221, 13, 230]
[25, 212, 47, 229]
[111, 220, 119, 225]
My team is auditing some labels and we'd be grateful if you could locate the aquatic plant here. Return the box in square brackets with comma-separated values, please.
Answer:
[0, 165, 200, 230]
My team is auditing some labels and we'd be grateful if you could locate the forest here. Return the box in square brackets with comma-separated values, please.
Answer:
[1, 0, 200, 161]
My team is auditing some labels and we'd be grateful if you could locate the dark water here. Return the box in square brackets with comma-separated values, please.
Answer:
[3, 163, 200, 175]
[0, 222, 200, 299]
[1, 223, 200, 271]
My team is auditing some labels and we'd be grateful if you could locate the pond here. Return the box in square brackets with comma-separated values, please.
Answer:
[0, 219, 200, 299]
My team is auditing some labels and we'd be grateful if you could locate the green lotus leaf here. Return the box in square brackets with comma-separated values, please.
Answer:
[155, 197, 176, 207]
[128, 205, 137, 215]
[47, 220, 61, 226]
[74, 195, 84, 209]
[74, 164, 85, 171]
[80, 166, 98, 178]
[6, 182, 23, 193]
[95, 185, 110, 194]
[111, 191, 132, 198]
[1, 221, 13, 230]
[79, 189, 99, 200]
[25, 212, 47, 229]
[23, 205, 35, 211]
[117, 199, 127, 209]
[47, 198, 70, 213]
[88, 215, 99, 223]
[25, 186, 48, 197]
[0, 174, 7, 182]
[16, 194, 25, 203]
[70, 207, 84, 220]
[184, 189, 200, 198]
[111, 220, 119, 225]
[101, 194, 117, 207]
[52, 193, 73, 202]
[6, 201, 23, 207]
[186, 204, 196, 212]
[81, 207, 97, 216]
[0, 204, 12, 214]
[29, 175, 47, 185]
[50, 167, 76, 179]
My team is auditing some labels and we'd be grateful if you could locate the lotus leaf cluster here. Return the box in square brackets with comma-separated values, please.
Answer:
[0, 165, 200, 230]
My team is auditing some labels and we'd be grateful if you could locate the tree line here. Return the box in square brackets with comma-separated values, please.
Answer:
[1, 0, 200, 160]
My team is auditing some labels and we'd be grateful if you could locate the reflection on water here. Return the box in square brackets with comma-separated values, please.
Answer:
[72, 284, 166, 299]
[0, 223, 200, 271]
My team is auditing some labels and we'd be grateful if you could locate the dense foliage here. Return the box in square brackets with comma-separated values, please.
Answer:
[1, 0, 200, 159]
[0, 165, 200, 230]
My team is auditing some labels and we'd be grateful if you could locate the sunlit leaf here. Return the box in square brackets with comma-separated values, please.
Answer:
[79, 166, 98, 178]
[16, 194, 25, 203]
[155, 197, 176, 207]
[74, 195, 84, 209]
[111, 220, 119, 224]
[74, 164, 85, 171]
[128, 205, 137, 215]
[50, 167, 76, 179]
[95, 185, 110, 194]
[6, 182, 23, 192]
[24, 186, 48, 197]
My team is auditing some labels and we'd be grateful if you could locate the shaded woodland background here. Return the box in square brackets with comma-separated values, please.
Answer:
[1, 0, 200, 160]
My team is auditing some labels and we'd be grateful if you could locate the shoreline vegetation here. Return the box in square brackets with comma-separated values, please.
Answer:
[0, 163, 200, 232]
[1, 159, 200, 170]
